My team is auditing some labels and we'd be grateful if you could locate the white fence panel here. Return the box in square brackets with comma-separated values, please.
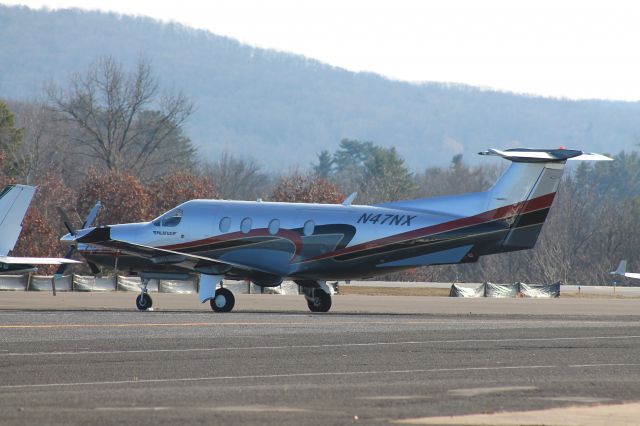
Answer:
[223, 280, 250, 294]
[263, 281, 300, 295]
[73, 275, 116, 291]
[29, 275, 73, 291]
[160, 278, 197, 294]
[117, 276, 159, 292]
[0, 275, 27, 291]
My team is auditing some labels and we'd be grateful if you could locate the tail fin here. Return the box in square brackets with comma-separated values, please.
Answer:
[0, 185, 36, 256]
[610, 260, 640, 279]
[482, 148, 611, 251]
[613, 260, 628, 276]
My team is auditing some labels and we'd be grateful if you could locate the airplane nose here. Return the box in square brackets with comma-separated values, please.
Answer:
[60, 228, 93, 244]
[60, 232, 75, 244]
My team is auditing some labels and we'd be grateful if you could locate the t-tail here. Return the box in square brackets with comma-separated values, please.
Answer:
[381, 147, 611, 258]
[480, 148, 611, 252]
[0, 184, 36, 256]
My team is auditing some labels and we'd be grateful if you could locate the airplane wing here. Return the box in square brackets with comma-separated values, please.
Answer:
[0, 184, 36, 256]
[0, 256, 81, 265]
[76, 226, 266, 274]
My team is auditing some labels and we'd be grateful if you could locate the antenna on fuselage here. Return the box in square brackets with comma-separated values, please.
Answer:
[342, 192, 357, 206]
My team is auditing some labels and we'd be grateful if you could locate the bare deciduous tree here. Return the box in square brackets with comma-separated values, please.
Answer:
[47, 56, 195, 179]
[203, 152, 270, 200]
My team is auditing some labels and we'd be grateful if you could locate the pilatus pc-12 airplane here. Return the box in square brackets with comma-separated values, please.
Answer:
[61, 148, 610, 312]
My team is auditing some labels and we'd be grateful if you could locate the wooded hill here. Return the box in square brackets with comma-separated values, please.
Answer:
[1, 5, 639, 170]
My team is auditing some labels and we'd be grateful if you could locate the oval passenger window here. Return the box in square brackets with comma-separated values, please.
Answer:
[303, 220, 315, 236]
[268, 219, 280, 235]
[241, 217, 252, 234]
[219, 217, 231, 233]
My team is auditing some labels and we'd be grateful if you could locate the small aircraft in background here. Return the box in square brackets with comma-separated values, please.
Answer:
[60, 147, 611, 313]
[0, 184, 80, 275]
[611, 260, 640, 281]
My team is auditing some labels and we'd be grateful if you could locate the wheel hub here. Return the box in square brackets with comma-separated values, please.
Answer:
[214, 294, 227, 308]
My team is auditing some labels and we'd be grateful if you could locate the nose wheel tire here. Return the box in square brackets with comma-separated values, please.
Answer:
[307, 291, 331, 313]
[210, 287, 235, 313]
[136, 293, 153, 311]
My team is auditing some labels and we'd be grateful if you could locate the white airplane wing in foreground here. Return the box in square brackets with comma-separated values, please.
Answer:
[0, 256, 80, 265]
[0, 184, 81, 274]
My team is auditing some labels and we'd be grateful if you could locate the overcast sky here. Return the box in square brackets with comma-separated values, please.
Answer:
[4, 0, 640, 101]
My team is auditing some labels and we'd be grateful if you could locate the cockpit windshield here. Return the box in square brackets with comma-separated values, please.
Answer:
[152, 209, 183, 227]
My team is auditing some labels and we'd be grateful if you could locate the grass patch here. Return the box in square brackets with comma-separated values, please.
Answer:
[560, 292, 640, 299]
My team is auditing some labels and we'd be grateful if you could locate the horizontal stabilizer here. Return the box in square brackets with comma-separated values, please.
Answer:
[479, 148, 612, 163]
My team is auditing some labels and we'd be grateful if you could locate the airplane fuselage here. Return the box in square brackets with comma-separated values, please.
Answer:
[74, 192, 550, 283]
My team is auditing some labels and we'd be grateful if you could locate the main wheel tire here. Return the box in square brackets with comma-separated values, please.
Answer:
[307, 291, 331, 313]
[210, 287, 235, 313]
[136, 293, 152, 311]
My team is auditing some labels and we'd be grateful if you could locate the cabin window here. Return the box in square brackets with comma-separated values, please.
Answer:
[161, 209, 183, 227]
[219, 217, 231, 233]
[241, 217, 252, 234]
[268, 219, 280, 235]
[152, 218, 161, 226]
[303, 220, 315, 236]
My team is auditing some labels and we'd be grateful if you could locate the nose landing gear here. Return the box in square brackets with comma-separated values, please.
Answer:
[136, 278, 152, 311]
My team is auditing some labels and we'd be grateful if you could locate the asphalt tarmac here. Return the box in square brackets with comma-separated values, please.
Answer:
[2, 293, 640, 425]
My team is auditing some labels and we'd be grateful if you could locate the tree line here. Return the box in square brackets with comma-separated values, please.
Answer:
[1, 57, 638, 284]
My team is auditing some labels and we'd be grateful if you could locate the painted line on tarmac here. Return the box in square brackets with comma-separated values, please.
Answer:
[4, 335, 640, 357]
[0, 365, 558, 390]
[570, 363, 640, 368]
[0, 320, 448, 329]
[7, 363, 640, 390]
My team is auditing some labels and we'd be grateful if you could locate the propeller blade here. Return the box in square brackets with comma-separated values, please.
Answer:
[81, 201, 102, 229]
[54, 246, 76, 277]
[57, 207, 76, 236]
[87, 261, 101, 275]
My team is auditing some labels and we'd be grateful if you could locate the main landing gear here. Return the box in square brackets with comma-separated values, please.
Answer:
[210, 287, 235, 312]
[135, 276, 237, 313]
[302, 285, 332, 313]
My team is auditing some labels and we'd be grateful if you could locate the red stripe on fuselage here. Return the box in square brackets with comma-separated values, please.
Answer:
[298, 192, 556, 264]
[160, 228, 304, 259]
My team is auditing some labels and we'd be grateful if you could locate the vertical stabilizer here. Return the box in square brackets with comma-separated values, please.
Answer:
[614, 260, 627, 276]
[489, 162, 563, 249]
[0, 185, 36, 256]
[480, 148, 611, 251]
